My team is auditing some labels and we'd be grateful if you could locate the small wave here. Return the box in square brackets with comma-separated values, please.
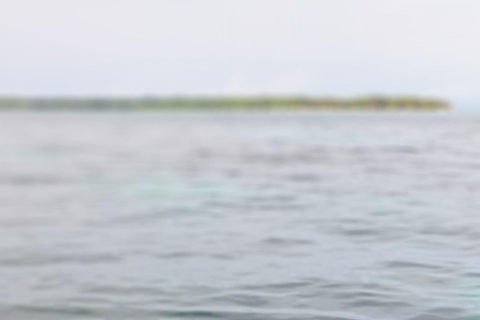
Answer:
[380, 146, 421, 155]
[0, 174, 69, 186]
[0, 253, 121, 267]
[406, 313, 450, 320]
[4, 305, 103, 319]
[384, 260, 449, 272]
[147, 307, 366, 320]
[240, 280, 319, 293]
[260, 236, 314, 247]
[345, 298, 412, 309]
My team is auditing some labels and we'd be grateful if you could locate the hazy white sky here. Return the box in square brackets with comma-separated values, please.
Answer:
[1, 0, 479, 107]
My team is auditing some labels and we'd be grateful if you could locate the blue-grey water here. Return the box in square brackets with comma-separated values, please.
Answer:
[1, 112, 480, 320]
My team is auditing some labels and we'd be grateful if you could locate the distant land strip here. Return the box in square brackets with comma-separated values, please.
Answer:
[0, 96, 452, 111]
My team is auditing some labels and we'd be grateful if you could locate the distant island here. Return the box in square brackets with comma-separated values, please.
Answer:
[0, 96, 452, 111]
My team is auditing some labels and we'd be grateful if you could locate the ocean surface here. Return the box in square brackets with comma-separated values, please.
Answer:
[1, 112, 480, 320]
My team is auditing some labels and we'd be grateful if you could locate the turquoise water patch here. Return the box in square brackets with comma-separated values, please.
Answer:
[87, 173, 242, 206]
[125, 175, 239, 201]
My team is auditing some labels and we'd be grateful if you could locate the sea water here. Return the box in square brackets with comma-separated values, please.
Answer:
[1, 112, 480, 320]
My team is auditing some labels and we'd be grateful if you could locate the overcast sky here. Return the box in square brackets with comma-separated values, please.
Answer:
[1, 0, 479, 107]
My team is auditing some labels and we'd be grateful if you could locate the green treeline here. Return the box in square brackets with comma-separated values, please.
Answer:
[0, 96, 451, 111]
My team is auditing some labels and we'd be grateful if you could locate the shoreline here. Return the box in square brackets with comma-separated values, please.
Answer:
[0, 96, 452, 111]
